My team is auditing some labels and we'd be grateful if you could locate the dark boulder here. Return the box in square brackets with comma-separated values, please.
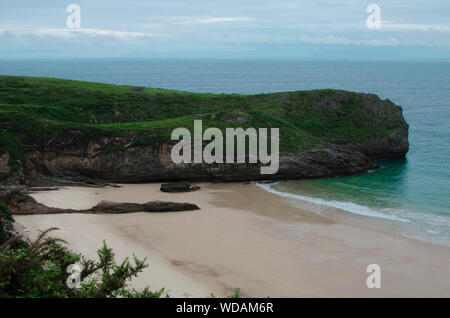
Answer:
[160, 182, 200, 193]
[89, 200, 199, 213]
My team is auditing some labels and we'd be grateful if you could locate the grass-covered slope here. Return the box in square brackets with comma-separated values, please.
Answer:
[0, 75, 408, 181]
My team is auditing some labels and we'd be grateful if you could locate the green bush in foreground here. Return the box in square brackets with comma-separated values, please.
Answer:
[0, 201, 14, 245]
[0, 227, 165, 298]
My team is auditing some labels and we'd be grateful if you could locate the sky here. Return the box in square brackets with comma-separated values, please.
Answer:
[1, 0, 450, 59]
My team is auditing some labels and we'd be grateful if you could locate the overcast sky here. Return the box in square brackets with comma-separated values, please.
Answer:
[1, 0, 449, 59]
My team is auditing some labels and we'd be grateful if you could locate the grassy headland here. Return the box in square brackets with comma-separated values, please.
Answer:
[0, 75, 407, 181]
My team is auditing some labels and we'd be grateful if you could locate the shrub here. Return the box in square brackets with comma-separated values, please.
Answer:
[0, 228, 164, 298]
[0, 201, 13, 244]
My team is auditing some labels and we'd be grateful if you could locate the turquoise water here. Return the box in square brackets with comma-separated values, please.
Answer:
[1, 58, 449, 244]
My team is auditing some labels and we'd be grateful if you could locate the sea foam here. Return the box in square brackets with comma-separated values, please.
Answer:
[256, 182, 411, 223]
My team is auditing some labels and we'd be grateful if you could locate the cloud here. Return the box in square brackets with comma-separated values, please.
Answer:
[196, 17, 255, 24]
[1, 0, 450, 58]
[298, 35, 400, 46]
[0, 28, 170, 41]
[381, 23, 450, 32]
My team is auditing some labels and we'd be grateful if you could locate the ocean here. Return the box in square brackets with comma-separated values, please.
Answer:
[1, 58, 449, 245]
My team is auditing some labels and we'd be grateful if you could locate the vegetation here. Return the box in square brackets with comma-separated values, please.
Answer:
[0, 223, 165, 298]
[0, 201, 14, 244]
[0, 197, 165, 298]
[228, 288, 241, 298]
[0, 75, 406, 175]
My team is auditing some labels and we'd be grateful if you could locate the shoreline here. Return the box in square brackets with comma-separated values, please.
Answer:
[256, 181, 450, 247]
[15, 182, 450, 297]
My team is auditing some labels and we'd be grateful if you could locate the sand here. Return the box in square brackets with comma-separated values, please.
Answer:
[15, 183, 450, 297]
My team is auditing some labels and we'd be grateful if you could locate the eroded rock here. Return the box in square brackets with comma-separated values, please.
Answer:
[3, 191, 199, 215]
[89, 200, 199, 213]
[160, 182, 201, 193]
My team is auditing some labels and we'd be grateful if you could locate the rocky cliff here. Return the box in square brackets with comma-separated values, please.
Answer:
[24, 135, 380, 183]
[0, 76, 409, 184]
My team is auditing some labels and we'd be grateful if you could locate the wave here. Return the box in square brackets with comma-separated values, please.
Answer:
[256, 182, 411, 223]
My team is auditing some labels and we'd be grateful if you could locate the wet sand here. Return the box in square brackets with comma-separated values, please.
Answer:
[15, 183, 450, 297]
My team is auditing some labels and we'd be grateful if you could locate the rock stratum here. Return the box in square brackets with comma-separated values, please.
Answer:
[3, 190, 199, 215]
[0, 76, 409, 185]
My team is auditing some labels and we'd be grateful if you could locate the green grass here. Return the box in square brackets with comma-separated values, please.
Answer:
[0, 132, 29, 179]
[0, 75, 407, 166]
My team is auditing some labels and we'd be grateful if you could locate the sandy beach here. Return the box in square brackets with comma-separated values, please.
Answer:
[15, 183, 450, 297]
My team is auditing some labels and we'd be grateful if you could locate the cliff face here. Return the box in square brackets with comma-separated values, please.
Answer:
[31, 145, 380, 183]
[353, 128, 409, 159]
[22, 130, 401, 183]
[350, 95, 410, 159]
[0, 76, 409, 184]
